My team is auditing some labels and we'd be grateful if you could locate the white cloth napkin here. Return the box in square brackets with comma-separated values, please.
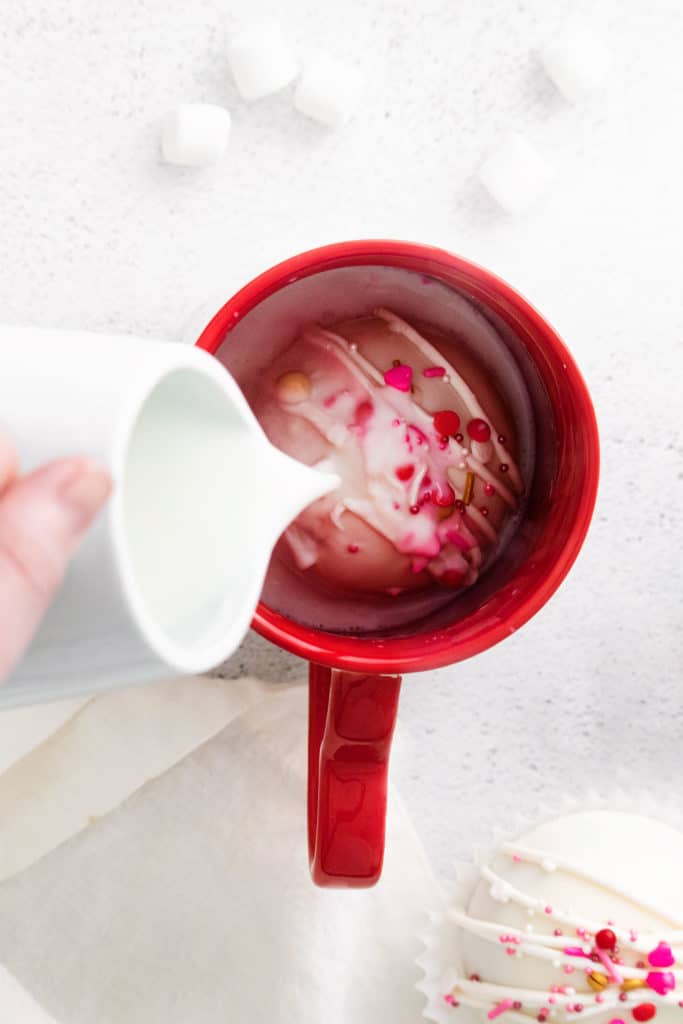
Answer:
[0, 677, 438, 1023]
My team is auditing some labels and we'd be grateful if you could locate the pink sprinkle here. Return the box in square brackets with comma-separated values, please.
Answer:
[549, 998, 556, 1005]
[607, 921, 615, 927]
[392, 418, 401, 427]
[513, 854, 522, 863]
[564, 948, 588, 958]
[545, 905, 553, 915]
[506, 948, 516, 957]
[489, 999, 515, 1020]
[444, 994, 458, 1007]
[423, 366, 446, 378]
[596, 949, 623, 985]
[384, 364, 413, 391]
[596, 995, 605, 1004]
[563, 966, 575, 975]
[610, 1020, 626, 1024]
[347, 544, 359, 554]
[630, 931, 639, 944]
[554, 930, 564, 937]
[484, 483, 496, 497]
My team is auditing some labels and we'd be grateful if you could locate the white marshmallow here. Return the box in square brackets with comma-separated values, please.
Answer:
[478, 133, 552, 216]
[540, 24, 611, 103]
[293, 54, 364, 128]
[227, 20, 298, 101]
[161, 104, 231, 168]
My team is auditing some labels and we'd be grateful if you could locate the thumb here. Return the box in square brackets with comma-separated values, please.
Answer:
[0, 457, 112, 682]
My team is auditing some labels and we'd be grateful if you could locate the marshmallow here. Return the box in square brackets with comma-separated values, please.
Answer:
[161, 104, 231, 168]
[293, 54, 364, 128]
[478, 133, 552, 216]
[227, 20, 298, 101]
[540, 24, 611, 103]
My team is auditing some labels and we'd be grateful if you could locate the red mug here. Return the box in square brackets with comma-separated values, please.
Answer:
[196, 240, 599, 888]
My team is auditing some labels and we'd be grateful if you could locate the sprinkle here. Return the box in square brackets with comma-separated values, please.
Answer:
[480, 506, 489, 517]
[347, 544, 359, 554]
[512, 854, 522, 862]
[542, 859, 558, 873]
[484, 482, 496, 496]
[423, 366, 446, 378]
[433, 482, 456, 507]
[648, 943, 675, 969]
[498, 434, 506, 444]
[564, 966, 576, 975]
[276, 370, 312, 404]
[469, 974, 481, 982]
[500, 463, 510, 473]
[610, 1020, 626, 1024]
[392, 418, 401, 427]
[597, 949, 623, 985]
[395, 464, 415, 482]
[433, 410, 461, 437]
[620, 994, 629, 1002]
[444, 994, 459, 1007]
[632, 1004, 656, 1023]
[467, 418, 491, 442]
[463, 472, 475, 506]
[392, 359, 401, 367]
[506, 948, 516, 957]
[630, 932, 639, 944]
[596, 996, 605, 1004]
[554, 930, 564, 937]
[384, 364, 413, 392]
[588, 972, 608, 992]
[596, 930, 617, 952]
[409, 505, 420, 515]
[565, 948, 588, 958]
[513, 1003, 523, 1011]
[455, 499, 466, 513]
[622, 981, 646, 993]
[646, 972, 675, 996]
[489, 999, 515, 1019]
[455, 432, 464, 443]
[545, 905, 553, 915]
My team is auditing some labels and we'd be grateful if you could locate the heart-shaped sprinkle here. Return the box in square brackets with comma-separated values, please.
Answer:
[383, 365, 412, 392]
[646, 972, 676, 996]
[648, 943, 675, 969]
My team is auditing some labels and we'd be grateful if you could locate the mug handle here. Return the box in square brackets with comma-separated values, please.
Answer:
[307, 663, 402, 887]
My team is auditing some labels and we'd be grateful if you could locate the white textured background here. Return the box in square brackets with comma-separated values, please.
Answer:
[1, 0, 682, 879]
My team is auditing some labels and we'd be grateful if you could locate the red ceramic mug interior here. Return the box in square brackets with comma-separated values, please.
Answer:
[196, 240, 600, 888]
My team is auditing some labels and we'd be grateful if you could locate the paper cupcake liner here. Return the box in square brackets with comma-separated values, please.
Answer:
[416, 788, 683, 1024]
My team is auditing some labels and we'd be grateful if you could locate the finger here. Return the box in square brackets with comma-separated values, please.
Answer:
[0, 427, 19, 497]
[0, 457, 112, 682]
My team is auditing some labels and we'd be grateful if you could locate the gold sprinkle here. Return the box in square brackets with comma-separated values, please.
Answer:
[462, 471, 475, 506]
[588, 972, 608, 992]
[276, 371, 312, 404]
[621, 979, 646, 992]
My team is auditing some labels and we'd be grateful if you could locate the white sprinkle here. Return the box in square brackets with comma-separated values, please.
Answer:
[542, 858, 558, 872]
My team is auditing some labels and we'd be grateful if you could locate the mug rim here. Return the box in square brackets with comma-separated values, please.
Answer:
[196, 239, 600, 673]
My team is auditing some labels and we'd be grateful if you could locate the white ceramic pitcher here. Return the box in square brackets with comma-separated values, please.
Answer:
[0, 326, 337, 707]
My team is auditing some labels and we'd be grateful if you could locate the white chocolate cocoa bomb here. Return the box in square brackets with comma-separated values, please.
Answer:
[250, 309, 524, 596]
[445, 812, 683, 1024]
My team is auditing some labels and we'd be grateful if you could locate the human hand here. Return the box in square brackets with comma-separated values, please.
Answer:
[0, 429, 111, 683]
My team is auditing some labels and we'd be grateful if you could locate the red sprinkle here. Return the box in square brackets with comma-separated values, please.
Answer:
[484, 483, 495, 496]
[454, 499, 466, 513]
[409, 505, 420, 515]
[423, 366, 446, 378]
[479, 506, 489, 517]
[433, 410, 461, 437]
[596, 930, 616, 951]
[454, 432, 464, 443]
[395, 464, 415, 482]
[632, 1006, 656, 1023]
[432, 482, 456, 507]
[497, 434, 506, 444]
[467, 418, 491, 442]
[500, 463, 510, 473]
[353, 400, 374, 427]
